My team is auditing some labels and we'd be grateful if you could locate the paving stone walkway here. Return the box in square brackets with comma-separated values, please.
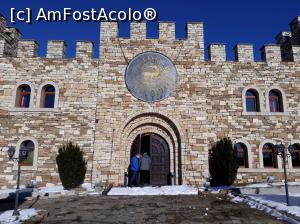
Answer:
[22, 193, 285, 223]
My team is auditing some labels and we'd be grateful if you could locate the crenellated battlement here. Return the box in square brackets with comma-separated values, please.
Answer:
[234, 44, 254, 62]
[260, 44, 282, 64]
[99, 21, 203, 42]
[17, 40, 38, 57]
[130, 22, 147, 40]
[76, 41, 94, 58]
[0, 14, 21, 57]
[46, 40, 67, 58]
[0, 13, 95, 59]
[0, 13, 300, 64]
[4, 39, 94, 59]
[0, 13, 6, 33]
[275, 16, 300, 63]
[208, 44, 226, 62]
[99, 21, 205, 61]
[159, 22, 175, 40]
[95, 18, 300, 64]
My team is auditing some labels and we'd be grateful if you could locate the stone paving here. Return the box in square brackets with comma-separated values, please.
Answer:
[21, 193, 285, 223]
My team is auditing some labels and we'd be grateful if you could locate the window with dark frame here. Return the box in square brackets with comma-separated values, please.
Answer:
[16, 85, 31, 108]
[245, 89, 260, 112]
[263, 143, 277, 168]
[292, 144, 300, 168]
[20, 140, 35, 166]
[234, 143, 249, 168]
[41, 85, 55, 108]
[269, 90, 283, 112]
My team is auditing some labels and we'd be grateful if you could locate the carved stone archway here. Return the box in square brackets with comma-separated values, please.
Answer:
[114, 112, 183, 185]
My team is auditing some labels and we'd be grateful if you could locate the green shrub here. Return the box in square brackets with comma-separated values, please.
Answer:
[209, 137, 239, 186]
[56, 142, 87, 189]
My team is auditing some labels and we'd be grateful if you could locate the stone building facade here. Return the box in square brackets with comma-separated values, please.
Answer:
[0, 13, 300, 188]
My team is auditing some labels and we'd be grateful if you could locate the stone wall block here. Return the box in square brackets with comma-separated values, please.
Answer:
[100, 22, 118, 40]
[292, 46, 300, 63]
[76, 41, 94, 58]
[159, 22, 175, 40]
[0, 39, 5, 57]
[234, 44, 254, 62]
[17, 40, 39, 58]
[131, 22, 146, 40]
[208, 44, 226, 62]
[0, 13, 7, 32]
[261, 44, 282, 64]
[186, 23, 205, 61]
[47, 40, 67, 58]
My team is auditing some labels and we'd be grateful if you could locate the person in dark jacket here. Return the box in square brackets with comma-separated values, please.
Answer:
[129, 152, 140, 187]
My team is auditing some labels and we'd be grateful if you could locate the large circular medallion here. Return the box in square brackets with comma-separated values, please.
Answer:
[125, 52, 177, 102]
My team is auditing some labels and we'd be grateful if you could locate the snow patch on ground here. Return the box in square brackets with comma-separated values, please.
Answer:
[0, 188, 31, 200]
[0, 183, 99, 200]
[108, 185, 198, 196]
[229, 193, 300, 223]
[289, 193, 300, 197]
[0, 209, 37, 224]
[242, 182, 300, 188]
[0, 189, 16, 200]
[248, 195, 300, 218]
[231, 195, 283, 218]
[205, 185, 234, 194]
[242, 183, 270, 188]
[36, 183, 96, 194]
[34, 184, 99, 197]
[37, 183, 96, 193]
[37, 186, 65, 193]
[81, 183, 95, 192]
[0, 189, 16, 195]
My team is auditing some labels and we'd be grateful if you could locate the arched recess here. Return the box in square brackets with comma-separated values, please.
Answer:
[12, 81, 35, 109]
[37, 81, 59, 109]
[233, 139, 253, 168]
[290, 140, 300, 169]
[242, 86, 264, 113]
[113, 112, 184, 185]
[259, 139, 282, 169]
[14, 136, 39, 171]
[265, 86, 287, 113]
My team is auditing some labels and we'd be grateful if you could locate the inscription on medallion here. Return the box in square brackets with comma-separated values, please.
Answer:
[125, 52, 177, 102]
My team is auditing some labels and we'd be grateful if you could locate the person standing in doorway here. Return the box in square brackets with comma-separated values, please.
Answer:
[140, 152, 151, 185]
[129, 151, 140, 187]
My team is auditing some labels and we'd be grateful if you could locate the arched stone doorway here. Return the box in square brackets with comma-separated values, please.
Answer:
[115, 112, 184, 185]
[131, 133, 170, 186]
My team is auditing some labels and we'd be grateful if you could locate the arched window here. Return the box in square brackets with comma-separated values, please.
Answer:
[16, 84, 31, 108]
[245, 89, 260, 112]
[234, 143, 249, 168]
[263, 143, 277, 168]
[292, 144, 300, 168]
[20, 140, 35, 166]
[40, 85, 55, 108]
[269, 90, 283, 112]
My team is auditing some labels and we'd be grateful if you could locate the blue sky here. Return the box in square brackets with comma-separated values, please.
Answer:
[0, 0, 299, 59]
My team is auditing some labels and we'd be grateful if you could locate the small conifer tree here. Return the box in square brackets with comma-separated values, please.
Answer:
[56, 142, 87, 189]
[209, 137, 239, 186]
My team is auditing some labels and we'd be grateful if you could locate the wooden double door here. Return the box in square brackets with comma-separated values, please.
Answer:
[131, 133, 170, 185]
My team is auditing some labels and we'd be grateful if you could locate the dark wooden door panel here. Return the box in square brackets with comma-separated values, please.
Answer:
[150, 134, 170, 185]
